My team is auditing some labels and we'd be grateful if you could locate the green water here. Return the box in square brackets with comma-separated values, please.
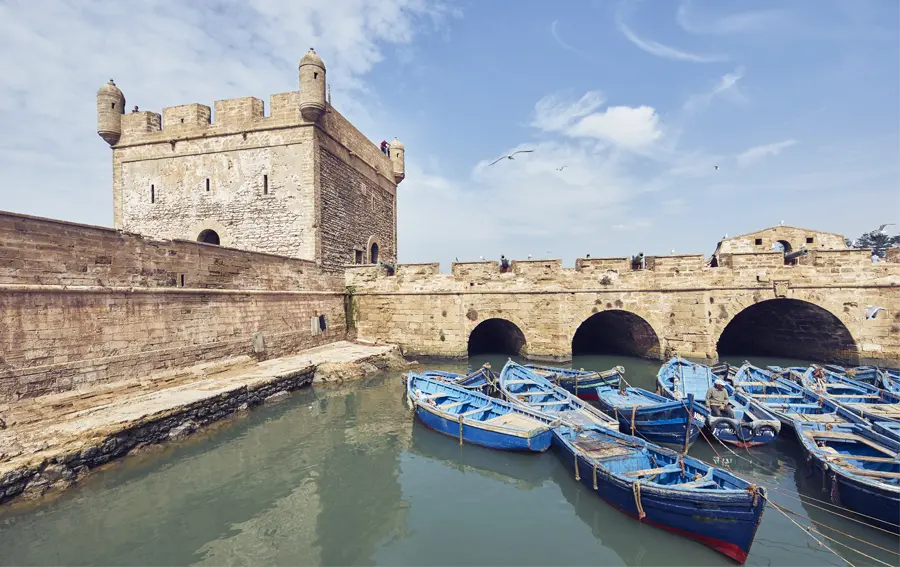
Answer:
[0, 354, 896, 566]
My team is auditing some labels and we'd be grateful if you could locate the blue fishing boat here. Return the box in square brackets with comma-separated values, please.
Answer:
[554, 424, 766, 563]
[793, 366, 900, 424]
[523, 364, 622, 401]
[499, 360, 617, 429]
[882, 371, 900, 395]
[796, 422, 900, 534]
[657, 357, 781, 447]
[406, 374, 557, 452]
[420, 364, 494, 393]
[732, 364, 867, 435]
[590, 382, 702, 450]
[872, 421, 900, 442]
[821, 364, 885, 389]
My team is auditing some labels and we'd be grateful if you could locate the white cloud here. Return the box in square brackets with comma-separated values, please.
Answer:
[736, 139, 798, 166]
[0, 0, 455, 225]
[615, 12, 726, 63]
[683, 67, 746, 111]
[568, 106, 664, 149]
[550, 20, 586, 57]
[531, 91, 605, 132]
[532, 93, 663, 151]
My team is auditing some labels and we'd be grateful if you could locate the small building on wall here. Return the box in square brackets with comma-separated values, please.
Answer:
[96, 49, 404, 273]
[708, 225, 848, 266]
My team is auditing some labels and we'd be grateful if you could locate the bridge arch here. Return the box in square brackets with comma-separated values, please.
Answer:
[468, 318, 527, 357]
[572, 310, 662, 358]
[717, 298, 858, 364]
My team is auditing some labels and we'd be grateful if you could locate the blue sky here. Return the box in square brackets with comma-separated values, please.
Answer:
[0, 0, 897, 267]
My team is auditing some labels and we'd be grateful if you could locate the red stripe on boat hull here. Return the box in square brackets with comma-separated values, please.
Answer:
[575, 393, 600, 401]
[594, 488, 752, 564]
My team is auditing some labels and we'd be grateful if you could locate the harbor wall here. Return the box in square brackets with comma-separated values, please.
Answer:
[0, 211, 346, 401]
[346, 252, 900, 366]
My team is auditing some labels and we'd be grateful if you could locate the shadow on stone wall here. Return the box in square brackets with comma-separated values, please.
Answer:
[717, 299, 857, 364]
[468, 318, 527, 357]
[571, 310, 661, 359]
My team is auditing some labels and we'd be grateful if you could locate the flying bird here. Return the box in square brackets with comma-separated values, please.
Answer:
[527, 254, 532, 259]
[779, 220, 784, 226]
[556, 165, 568, 171]
[489, 149, 534, 166]
[479, 255, 485, 261]
[877, 223, 895, 233]
[713, 165, 719, 170]
[866, 306, 886, 320]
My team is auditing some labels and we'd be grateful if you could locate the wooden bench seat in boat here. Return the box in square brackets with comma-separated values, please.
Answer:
[421, 392, 451, 400]
[845, 404, 900, 418]
[624, 465, 680, 478]
[437, 401, 467, 411]
[805, 430, 899, 457]
[572, 439, 634, 460]
[482, 413, 543, 430]
[828, 394, 881, 399]
[789, 413, 844, 423]
[676, 478, 718, 489]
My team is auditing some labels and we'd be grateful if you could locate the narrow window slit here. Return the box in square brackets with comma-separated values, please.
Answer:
[263, 174, 268, 195]
[205, 178, 210, 192]
[150, 184, 155, 204]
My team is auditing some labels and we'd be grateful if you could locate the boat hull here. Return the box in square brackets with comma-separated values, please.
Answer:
[803, 450, 900, 534]
[553, 432, 765, 564]
[414, 403, 553, 452]
[595, 396, 701, 448]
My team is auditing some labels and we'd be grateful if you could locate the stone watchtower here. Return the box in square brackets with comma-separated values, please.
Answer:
[96, 48, 404, 272]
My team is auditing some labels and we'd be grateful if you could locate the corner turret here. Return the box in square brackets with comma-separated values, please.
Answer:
[299, 48, 326, 122]
[389, 137, 405, 183]
[97, 79, 125, 146]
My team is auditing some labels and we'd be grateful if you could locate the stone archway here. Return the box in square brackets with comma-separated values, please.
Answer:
[572, 310, 662, 358]
[717, 298, 858, 364]
[197, 229, 220, 245]
[366, 235, 381, 264]
[468, 318, 527, 357]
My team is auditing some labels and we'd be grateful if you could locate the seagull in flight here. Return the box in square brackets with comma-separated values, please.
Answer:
[489, 149, 534, 166]
[877, 223, 895, 233]
[527, 254, 532, 259]
[713, 165, 719, 170]
[556, 165, 568, 171]
[866, 306, 886, 320]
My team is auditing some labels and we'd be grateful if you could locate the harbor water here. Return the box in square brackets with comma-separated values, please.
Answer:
[1, 354, 897, 566]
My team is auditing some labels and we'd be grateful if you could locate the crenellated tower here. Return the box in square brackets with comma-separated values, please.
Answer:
[96, 49, 403, 272]
[96, 79, 126, 146]
[299, 48, 326, 122]
[389, 137, 405, 183]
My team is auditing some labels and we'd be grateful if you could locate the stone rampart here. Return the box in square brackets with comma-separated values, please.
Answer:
[346, 252, 900, 366]
[0, 212, 346, 401]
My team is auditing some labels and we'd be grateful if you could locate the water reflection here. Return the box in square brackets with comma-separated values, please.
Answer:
[0, 354, 896, 567]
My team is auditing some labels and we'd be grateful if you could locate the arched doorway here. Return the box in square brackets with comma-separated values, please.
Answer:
[468, 318, 526, 356]
[718, 299, 857, 364]
[197, 229, 220, 245]
[370, 242, 379, 264]
[572, 310, 661, 358]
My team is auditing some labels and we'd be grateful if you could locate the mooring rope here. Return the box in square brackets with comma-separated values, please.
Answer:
[762, 495, 858, 567]
[632, 481, 646, 520]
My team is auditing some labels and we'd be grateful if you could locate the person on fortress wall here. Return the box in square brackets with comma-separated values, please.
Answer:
[500, 255, 510, 272]
[380, 140, 389, 155]
[706, 380, 735, 418]
[631, 253, 645, 270]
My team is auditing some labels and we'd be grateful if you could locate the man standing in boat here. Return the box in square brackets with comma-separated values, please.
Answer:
[706, 380, 735, 418]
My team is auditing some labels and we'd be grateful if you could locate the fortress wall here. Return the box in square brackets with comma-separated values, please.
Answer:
[0, 212, 345, 401]
[346, 258, 900, 364]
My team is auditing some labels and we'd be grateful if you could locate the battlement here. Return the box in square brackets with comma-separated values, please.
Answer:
[575, 257, 631, 273]
[161, 104, 212, 130]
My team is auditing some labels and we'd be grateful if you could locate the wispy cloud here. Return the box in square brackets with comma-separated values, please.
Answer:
[683, 67, 746, 111]
[531, 91, 605, 132]
[736, 139, 798, 167]
[615, 11, 726, 63]
[550, 20, 586, 57]
[676, 1, 786, 35]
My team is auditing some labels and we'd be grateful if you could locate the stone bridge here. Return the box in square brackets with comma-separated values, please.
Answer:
[346, 248, 900, 366]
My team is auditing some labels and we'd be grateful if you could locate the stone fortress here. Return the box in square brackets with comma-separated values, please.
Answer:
[96, 48, 403, 271]
[0, 47, 898, 507]
[0, 48, 898, 407]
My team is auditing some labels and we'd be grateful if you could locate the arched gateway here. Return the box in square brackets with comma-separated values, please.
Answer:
[468, 318, 527, 357]
[572, 310, 662, 359]
[718, 299, 858, 364]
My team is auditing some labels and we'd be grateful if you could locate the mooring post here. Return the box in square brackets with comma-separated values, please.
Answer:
[684, 393, 695, 454]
